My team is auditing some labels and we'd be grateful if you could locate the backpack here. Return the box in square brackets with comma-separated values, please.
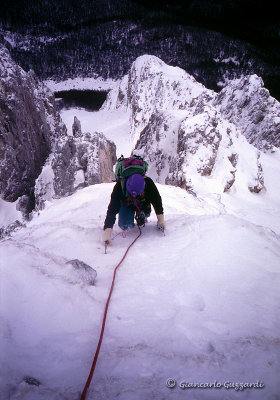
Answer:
[115, 155, 148, 194]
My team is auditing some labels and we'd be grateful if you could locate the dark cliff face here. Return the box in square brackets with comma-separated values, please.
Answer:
[0, 46, 66, 204]
[0, 0, 279, 101]
[0, 46, 118, 216]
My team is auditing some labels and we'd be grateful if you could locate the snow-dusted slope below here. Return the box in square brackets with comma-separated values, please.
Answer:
[1, 151, 280, 399]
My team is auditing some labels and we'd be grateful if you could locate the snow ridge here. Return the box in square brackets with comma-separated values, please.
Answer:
[103, 56, 264, 195]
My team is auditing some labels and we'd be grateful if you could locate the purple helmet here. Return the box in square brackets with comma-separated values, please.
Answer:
[126, 174, 145, 196]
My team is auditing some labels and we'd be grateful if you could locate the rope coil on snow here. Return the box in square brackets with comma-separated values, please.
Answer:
[80, 225, 142, 400]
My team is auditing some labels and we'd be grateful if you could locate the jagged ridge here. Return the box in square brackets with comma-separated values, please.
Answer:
[103, 55, 272, 194]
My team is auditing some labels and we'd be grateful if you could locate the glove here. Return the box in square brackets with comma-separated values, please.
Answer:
[102, 228, 112, 245]
[156, 214, 165, 231]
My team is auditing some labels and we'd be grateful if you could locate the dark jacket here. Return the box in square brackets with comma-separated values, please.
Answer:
[104, 176, 163, 229]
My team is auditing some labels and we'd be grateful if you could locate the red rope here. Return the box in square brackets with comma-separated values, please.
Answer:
[80, 225, 142, 400]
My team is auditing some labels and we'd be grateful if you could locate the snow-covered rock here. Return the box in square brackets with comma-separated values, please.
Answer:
[65, 259, 97, 286]
[0, 47, 117, 216]
[101, 75, 128, 111]
[103, 55, 214, 144]
[0, 45, 66, 204]
[35, 118, 117, 209]
[34, 155, 56, 210]
[0, 219, 25, 240]
[104, 55, 265, 195]
[134, 106, 264, 195]
[213, 74, 280, 151]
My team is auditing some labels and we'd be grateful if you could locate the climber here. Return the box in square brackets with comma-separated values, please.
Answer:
[102, 173, 165, 245]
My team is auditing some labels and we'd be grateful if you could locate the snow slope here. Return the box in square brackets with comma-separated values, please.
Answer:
[1, 154, 280, 399]
[1, 61, 280, 400]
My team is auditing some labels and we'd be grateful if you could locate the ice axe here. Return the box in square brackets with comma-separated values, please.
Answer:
[104, 240, 110, 254]
[157, 225, 165, 236]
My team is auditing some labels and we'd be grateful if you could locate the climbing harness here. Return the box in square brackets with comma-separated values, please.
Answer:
[80, 225, 142, 400]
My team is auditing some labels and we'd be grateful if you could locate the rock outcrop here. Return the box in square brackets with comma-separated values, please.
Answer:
[213, 75, 280, 151]
[2, 50, 274, 216]
[103, 55, 214, 145]
[102, 75, 128, 111]
[134, 106, 264, 195]
[35, 117, 117, 209]
[105, 56, 280, 154]
[72, 116, 82, 137]
[104, 55, 267, 194]
[0, 47, 117, 217]
[65, 259, 97, 286]
[0, 45, 66, 206]
[106, 55, 264, 195]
